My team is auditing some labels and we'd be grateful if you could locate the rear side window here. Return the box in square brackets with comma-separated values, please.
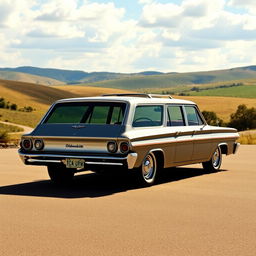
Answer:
[133, 105, 163, 127]
[185, 106, 204, 126]
[45, 102, 126, 124]
[167, 106, 185, 126]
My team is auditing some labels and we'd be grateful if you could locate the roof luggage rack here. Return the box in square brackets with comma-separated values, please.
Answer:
[102, 93, 172, 99]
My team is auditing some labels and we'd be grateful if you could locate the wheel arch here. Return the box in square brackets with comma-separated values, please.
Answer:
[147, 148, 165, 170]
[218, 143, 228, 155]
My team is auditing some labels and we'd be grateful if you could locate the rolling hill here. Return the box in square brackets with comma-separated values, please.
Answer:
[84, 67, 256, 91]
[0, 79, 132, 127]
[0, 71, 64, 86]
[1, 65, 256, 90]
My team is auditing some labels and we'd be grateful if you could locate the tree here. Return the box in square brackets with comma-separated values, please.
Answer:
[229, 104, 256, 131]
[202, 110, 224, 126]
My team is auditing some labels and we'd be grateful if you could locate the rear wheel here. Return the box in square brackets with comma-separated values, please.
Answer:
[47, 165, 75, 184]
[138, 152, 158, 186]
[202, 146, 222, 172]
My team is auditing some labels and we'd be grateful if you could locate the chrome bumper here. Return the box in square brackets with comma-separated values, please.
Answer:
[18, 151, 138, 169]
[233, 142, 240, 154]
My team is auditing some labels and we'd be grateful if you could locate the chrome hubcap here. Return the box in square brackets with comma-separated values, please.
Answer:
[142, 155, 155, 180]
[212, 148, 221, 168]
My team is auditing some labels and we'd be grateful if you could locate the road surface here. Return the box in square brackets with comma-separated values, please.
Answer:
[0, 146, 256, 256]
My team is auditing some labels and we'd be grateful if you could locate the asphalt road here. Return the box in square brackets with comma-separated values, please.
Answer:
[1, 146, 256, 256]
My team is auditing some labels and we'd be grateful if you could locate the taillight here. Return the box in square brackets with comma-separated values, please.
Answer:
[34, 139, 44, 150]
[107, 141, 118, 153]
[120, 142, 129, 154]
[21, 138, 33, 151]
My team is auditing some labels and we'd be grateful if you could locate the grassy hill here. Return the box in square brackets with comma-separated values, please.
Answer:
[0, 77, 255, 128]
[0, 80, 131, 127]
[0, 71, 63, 86]
[84, 68, 256, 91]
[1, 65, 256, 90]
[0, 79, 77, 127]
[54, 85, 133, 97]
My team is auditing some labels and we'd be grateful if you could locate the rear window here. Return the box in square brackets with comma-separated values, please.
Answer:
[44, 102, 126, 124]
[133, 105, 163, 127]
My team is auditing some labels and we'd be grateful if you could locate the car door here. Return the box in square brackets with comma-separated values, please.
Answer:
[167, 105, 194, 163]
[184, 105, 215, 161]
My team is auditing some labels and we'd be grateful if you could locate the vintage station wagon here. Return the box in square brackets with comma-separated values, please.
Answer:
[19, 94, 240, 185]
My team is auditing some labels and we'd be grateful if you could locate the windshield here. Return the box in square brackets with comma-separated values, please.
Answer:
[44, 102, 126, 125]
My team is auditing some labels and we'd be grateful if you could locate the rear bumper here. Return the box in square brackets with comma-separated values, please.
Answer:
[18, 150, 138, 169]
[233, 142, 240, 154]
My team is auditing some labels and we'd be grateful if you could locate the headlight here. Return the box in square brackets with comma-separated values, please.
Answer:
[120, 142, 129, 154]
[34, 139, 44, 150]
[107, 141, 117, 153]
[21, 138, 33, 151]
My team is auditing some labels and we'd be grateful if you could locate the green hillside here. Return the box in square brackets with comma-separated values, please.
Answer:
[187, 84, 256, 98]
[82, 68, 256, 90]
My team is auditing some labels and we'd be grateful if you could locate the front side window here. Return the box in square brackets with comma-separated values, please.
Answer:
[133, 105, 163, 127]
[167, 106, 185, 126]
[44, 102, 126, 124]
[185, 106, 204, 126]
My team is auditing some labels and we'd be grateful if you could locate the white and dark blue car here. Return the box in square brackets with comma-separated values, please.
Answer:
[19, 94, 240, 185]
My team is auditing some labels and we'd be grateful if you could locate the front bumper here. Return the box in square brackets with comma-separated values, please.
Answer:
[18, 150, 138, 170]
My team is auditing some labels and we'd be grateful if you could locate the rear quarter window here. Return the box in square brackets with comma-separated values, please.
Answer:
[133, 105, 163, 127]
[185, 106, 204, 126]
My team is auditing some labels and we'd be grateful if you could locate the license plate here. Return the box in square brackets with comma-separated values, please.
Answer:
[65, 158, 85, 169]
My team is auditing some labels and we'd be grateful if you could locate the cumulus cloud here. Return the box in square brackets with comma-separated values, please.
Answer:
[0, 0, 256, 72]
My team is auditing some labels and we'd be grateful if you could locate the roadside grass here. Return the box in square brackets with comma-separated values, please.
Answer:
[238, 130, 256, 144]
[0, 123, 24, 133]
[0, 123, 24, 146]
[0, 108, 44, 127]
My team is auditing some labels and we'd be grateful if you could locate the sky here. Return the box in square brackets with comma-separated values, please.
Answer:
[0, 0, 256, 73]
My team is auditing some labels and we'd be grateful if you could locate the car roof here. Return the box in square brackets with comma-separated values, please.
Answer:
[55, 94, 196, 105]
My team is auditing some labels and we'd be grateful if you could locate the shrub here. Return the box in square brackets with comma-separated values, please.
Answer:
[202, 110, 224, 126]
[0, 98, 5, 108]
[10, 104, 17, 111]
[229, 105, 256, 131]
[0, 130, 9, 142]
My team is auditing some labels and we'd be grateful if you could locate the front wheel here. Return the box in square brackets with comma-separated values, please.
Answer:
[202, 146, 222, 172]
[137, 152, 158, 186]
[47, 165, 75, 184]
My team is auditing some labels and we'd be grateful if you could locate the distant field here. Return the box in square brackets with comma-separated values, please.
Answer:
[55, 85, 132, 96]
[188, 84, 256, 98]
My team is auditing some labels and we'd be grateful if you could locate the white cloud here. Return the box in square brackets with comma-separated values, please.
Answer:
[0, 0, 256, 73]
